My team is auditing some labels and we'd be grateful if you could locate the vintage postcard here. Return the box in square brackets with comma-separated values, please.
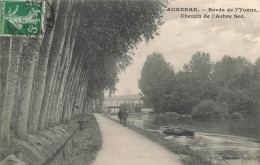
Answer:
[0, 0, 259, 165]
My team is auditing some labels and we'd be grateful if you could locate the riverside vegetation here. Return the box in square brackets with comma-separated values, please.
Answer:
[139, 52, 260, 122]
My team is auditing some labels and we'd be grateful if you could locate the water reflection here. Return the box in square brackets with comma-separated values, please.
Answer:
[108, 113, 260, 165]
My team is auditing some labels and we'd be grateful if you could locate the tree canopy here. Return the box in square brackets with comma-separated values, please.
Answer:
[139, 53, 174, 113]
[139, 52, 260, 119]
[74, 0, 166, 97]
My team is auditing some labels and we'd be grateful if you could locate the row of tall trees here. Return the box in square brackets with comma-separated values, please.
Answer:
[0, 0, 166, 146]
[139, 52, 260, 119]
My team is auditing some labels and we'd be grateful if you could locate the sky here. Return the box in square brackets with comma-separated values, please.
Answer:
[112, 0, 260, 96]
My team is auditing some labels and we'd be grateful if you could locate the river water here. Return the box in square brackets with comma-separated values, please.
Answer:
[109, 113, 260, 165]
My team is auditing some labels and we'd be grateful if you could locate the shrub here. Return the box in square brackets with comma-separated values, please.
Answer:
[119, 103, 134, 112]
[164, 112, 179, 120]
[156, 113, 166, 120]
[134, 104, 142, 113]
[213, 102, 230, 120]
[230, 112, 243, 121]
[119, 103, 143, 113]
[178, 115, 192, 122]
[217, 88, 255, 116]
[192, 100, 230, 120]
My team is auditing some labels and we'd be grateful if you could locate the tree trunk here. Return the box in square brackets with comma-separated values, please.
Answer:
[10, 70, 22, 130]
[61, 59, 76, 122]
[49, 2, 75, 126]
[27, 0, 61, 134]
[8, 37, 24, 129]
[38, 0, 72, 130]
[55, 12, 80, 124]
[47, 56, 61, 126]
[0, 37, 24, 145]
[0, 37, 11, 146]
[15, 38, 43, 138]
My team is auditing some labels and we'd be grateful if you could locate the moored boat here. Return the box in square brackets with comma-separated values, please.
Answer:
[163, 128, 194, 136]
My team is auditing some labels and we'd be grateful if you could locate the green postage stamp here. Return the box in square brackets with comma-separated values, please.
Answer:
[0, 0, 45, 37]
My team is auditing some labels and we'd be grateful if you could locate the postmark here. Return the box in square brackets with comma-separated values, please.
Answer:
[0, 0, 45, 37]
[44, 0, 55, 35]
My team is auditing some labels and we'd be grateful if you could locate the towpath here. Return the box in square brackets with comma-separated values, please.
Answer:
[93, 114, 182, 165]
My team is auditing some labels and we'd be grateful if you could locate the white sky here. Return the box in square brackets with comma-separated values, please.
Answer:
[112, 0, 260, 96]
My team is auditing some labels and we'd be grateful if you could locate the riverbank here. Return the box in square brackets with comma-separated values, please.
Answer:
[104, 114, 213, 165]
[63, 114, 102, 165]
[0, 120, 80, 165]
[0, 114, 102, 165]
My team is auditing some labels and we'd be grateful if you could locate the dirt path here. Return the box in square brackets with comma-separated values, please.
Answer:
[93, 114, 182, 165]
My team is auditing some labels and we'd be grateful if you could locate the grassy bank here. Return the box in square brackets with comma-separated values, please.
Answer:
[64, 114, 102, 165]
[104, 114, 213, 165]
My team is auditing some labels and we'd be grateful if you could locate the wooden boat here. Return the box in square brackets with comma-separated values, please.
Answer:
[163, 128, 194, 136]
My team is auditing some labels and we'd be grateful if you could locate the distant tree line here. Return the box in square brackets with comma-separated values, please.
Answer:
[0, 0, 166, 146]
[139, 52, 260, 120]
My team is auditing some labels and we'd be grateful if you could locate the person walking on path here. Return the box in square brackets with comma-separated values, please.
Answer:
[93, 114, 182, 165]
[118, 108, 128, 126]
